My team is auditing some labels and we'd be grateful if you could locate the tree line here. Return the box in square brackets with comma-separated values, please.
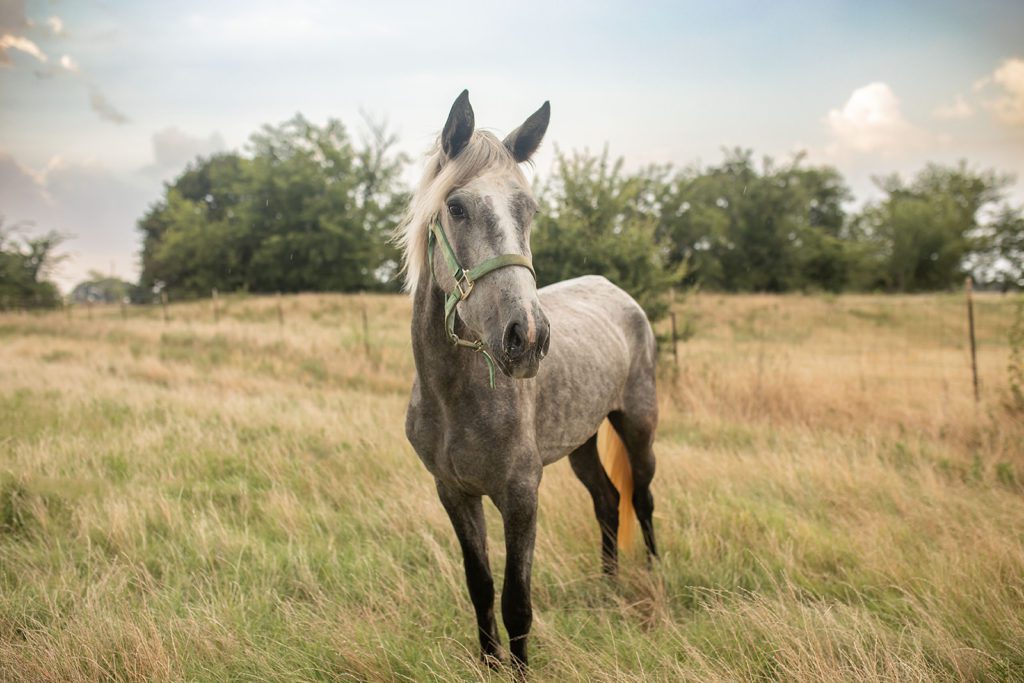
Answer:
[3, 114, 1022, 316]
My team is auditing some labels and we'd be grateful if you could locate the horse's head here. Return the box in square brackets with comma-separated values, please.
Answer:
[410, 90, 552, 380]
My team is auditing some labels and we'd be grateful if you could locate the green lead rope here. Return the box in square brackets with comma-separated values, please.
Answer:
[427, 219, 536, 388]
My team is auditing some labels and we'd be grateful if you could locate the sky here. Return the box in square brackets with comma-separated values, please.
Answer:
[1, 0, 1023, 290]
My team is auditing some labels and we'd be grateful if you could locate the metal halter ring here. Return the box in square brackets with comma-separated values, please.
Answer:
[453, 273, 474, 300]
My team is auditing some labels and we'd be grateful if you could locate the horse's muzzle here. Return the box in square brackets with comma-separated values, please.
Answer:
[501, 306, 550, 379]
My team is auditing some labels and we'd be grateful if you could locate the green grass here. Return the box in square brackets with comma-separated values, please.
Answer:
[1, 292, 1022, 681]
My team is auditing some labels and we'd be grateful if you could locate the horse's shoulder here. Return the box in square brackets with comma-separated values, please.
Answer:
[404, 376, 431, 445]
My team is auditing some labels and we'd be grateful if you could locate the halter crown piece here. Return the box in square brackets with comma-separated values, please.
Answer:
[427, 219, 536, 388]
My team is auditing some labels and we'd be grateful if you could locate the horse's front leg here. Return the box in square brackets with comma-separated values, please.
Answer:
[435, 480, 503, 665]
[495, 476, 540, 672]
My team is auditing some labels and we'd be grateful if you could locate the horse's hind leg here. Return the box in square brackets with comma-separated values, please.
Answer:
[608, 409, 658, 561]
[569, 434, 620, 575]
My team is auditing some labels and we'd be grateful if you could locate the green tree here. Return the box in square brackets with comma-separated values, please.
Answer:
[971, 204, 1024, 291]
[70, 271, 140, 304]
[139, 115, 408, 297]
[856, 163, 1012, 291]
[532, 148, 685, 321]
[653, 149, 852, 292]
[0, 219, 64, 309]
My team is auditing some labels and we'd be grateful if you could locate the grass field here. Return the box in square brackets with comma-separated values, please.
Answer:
[1, 291, 1023, 682]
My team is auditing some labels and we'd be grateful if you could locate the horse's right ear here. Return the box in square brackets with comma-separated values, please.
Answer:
[442, 89, 475, 159]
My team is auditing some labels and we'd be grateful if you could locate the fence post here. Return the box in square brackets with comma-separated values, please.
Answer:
[212, 288, 219, 324]
[276, 292, 284, 327]
[161, 291, 169, 324]
[120, 299, 127, 321]
[670, 311, 679, 366]
[966, 276, 979, 403]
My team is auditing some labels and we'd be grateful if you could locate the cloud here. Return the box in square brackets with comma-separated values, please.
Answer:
[0, 33, 46, 64]
[1, 7, 102, 126]
[977, 57, 1024, 128]
[0, 0, 27, 33]
[0, 150, 157, 290]
[0, 123, 229, 289]
[145, 127, 225, 178]
[89, 86, 130, 125]
[824, 82, 929, 156]
[0, 152, 49, 211]
[932, 94, 973, 120]
[1, 8, 76, 79]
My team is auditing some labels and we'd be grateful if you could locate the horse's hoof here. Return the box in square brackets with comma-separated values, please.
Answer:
[509, 656, 529, 680]
[480, 648, 506, 671]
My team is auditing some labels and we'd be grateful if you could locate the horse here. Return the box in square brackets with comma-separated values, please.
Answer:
[398, 90, 659, 672]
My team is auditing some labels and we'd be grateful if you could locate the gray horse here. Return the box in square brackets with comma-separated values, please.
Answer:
[399, 90, 659, 671]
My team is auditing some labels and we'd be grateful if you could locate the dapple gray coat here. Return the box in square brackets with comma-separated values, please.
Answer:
[400, 90, 659, 671]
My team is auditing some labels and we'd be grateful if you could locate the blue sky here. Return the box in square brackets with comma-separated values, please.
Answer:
[2, 0, 1023, 289]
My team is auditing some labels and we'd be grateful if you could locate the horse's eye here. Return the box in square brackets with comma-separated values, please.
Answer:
[448, 202, 465, 218]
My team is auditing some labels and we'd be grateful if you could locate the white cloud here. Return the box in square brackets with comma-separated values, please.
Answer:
[824, 82, 929, 156]
[978, 57, 1024, 128]
[0, 7, 73, 77]
[145, 127, 225, 178]
[0, 33, 47, 64]
[88, 86, 130, 125]
[932, 94, 973, 120]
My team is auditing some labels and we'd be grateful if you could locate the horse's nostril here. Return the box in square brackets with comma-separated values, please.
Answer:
[505, 321, 526, 358]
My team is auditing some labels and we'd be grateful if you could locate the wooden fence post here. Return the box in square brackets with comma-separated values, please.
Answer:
[161, 291, 169, 324]
[212, 288, 219, 324]
[966, 276, 979, 403]
[670, 311, 679, 366]
[276, 292, 284, 327]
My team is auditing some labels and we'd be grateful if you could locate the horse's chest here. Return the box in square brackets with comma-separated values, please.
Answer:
[405, 395, 530, 495]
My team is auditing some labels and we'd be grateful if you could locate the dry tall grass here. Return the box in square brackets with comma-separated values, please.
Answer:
[1, 291, 1022, 681]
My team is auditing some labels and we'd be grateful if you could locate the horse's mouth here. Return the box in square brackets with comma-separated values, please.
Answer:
[498, 351, 542, 380]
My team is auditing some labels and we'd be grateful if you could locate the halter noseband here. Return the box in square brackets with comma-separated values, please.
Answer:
[427, 219, 536, 388]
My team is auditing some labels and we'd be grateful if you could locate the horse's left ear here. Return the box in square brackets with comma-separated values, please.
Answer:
[504, 101, 550, 163]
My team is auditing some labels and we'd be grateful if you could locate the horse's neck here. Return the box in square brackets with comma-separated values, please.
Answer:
[410, 277, 475, 391]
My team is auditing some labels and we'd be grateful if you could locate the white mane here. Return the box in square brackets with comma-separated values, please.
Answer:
[395, 130, 527, 293]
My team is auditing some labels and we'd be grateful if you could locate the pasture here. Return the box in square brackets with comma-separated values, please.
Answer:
[1, 292, 1022, 681]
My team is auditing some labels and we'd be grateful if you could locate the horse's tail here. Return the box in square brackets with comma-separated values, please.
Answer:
[597, 418, 634, 549]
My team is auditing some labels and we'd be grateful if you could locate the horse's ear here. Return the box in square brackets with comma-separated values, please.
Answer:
[504, 101, 550, 163]
[442, 89, 475, 159]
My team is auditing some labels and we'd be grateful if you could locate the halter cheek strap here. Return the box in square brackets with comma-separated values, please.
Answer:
[427, 219, 536, 388]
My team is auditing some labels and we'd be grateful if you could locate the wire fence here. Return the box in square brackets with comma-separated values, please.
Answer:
[3, 285, 1021, 408]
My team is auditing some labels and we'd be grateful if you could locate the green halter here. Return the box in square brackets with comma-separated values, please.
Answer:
[427, 219, 536, 388]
